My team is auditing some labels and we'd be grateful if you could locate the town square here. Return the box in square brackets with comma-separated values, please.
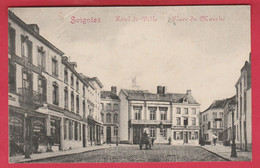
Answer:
[8, 6, 251, 163]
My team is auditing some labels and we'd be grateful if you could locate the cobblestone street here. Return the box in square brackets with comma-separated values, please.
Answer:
[30, 144, 227, 163]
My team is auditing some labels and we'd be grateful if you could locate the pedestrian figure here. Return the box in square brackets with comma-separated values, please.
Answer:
[151, 137, 154, 146]
[143, 131, 148, 138]
[168, 137, 172, 145]
[32, 132, 39, 153]
[213, 137, 217, 146]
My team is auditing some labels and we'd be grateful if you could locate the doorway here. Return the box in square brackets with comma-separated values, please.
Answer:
[184, 132, 188, 143]
[83, 124, 86, 147]
[106, 126, 111, 143]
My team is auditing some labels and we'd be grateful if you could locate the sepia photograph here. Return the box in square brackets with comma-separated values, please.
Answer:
[8, 6, 251, 163]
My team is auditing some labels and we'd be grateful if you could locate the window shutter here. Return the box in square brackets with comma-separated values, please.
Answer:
[42, 52, 46, 71]
[27, 40, 33, 63]
[57, 85, 59, 105]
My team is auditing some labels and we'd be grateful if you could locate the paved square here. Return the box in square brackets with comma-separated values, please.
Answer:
[30, 144, 227, 163]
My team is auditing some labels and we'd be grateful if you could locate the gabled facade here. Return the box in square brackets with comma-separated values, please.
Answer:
[119, 86, 200, 145]
[200, 99, 225, 143]
[101, 86, 120, 143]
[222, 96, 236, 143]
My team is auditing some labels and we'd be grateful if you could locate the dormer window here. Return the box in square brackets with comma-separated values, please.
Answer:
[183, 97, 188, 103]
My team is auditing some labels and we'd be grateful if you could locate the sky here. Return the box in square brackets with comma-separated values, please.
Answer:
[10, 6, 251, 111]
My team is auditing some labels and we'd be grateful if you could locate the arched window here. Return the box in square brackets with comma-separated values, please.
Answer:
[113, 114, 118, 123]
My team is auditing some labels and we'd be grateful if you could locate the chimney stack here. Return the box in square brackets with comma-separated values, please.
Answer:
[111, 86, 117, 94]
[157, 86, 163, 94]
[163, 86, 167, 94]
[186, 90, 191, 95]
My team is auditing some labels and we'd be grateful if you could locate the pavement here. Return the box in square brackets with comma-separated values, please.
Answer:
[200, 144, 252, 161]
[9, 144, 119, 163]
[24, 144, 227, 163]
[9, 143, 252, 163]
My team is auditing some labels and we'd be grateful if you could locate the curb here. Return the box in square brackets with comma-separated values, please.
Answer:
[17, 146, 117, 163]
[199, 146, 231, 161]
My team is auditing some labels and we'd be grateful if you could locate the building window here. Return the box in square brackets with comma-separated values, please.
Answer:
[176, 108, 181, 114]
[76, 95, 79, 113]
[76, 80, 79, 92]
[21, 35, 32, 63]
[114, 127, 118, 137]
[38, 76, 46, 102]
[176, 117, 181, 125]
[213, 112, 217, 118]
[184, 117, 188, 126]
[71, 75, 74, 87]
[106, 103, 111, 111]
[64, 87, 68, 109]
[8, 26, 16, 54]
[219, 112, 223, 118]
[150, 127, 155, 138]
[133, 107, 141, 120]
[79, 123, 81, 141]
[213, 121, 217, 128]
[69, 119, 73, 140]
[37, 47, 46, 71]
[52, 82, 59, 106]
[219, 121, 223, 128]
[160, 110, 167, 120]
[83, 86, 85, 97]
[113, 114, 118, 123]
[64, 119, 68, 140]
[106, 113, 111, 123]
[74, 121, 78, 141]
[114, 103, 119, 110]
[8, 61, 16, 93]
[22, 70, 33, 89]
[191, 118, 196, 126]
[71, 91, 74, 112]
[192, 108, 196, 115]
[184, 108, 188, 114]
[101, 113, 104, 122]
[64, 68, 68, 83]
[174, 131, 183, 140]
[149, 108, 156, 120]
[52, 58, 58, 77]
[83, 100, 86, 117]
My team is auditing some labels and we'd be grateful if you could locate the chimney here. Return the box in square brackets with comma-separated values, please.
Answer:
[111, 86, 117, 94]
[28, 24, 39, 34]
[163, 86, 167, 94]
[186, 90, 191, 95]
[157, 86, 163, 94]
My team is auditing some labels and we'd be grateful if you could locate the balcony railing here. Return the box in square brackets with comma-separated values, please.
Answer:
[18, 88, 44, 106]
[130, 119, 172, 125]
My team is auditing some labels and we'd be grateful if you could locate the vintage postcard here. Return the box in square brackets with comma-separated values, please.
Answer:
[8, 6, 251, 163]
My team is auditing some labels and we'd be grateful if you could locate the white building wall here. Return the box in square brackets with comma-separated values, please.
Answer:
[119, 92, 129, 142]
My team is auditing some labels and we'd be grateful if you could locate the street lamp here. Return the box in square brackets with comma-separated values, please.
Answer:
[228, 101, 237, 158]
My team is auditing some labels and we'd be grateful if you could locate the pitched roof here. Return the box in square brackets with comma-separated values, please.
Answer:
[101, 91, 119, 100]
[120, 89, 199, 104]
[202, 99, 227, 113]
